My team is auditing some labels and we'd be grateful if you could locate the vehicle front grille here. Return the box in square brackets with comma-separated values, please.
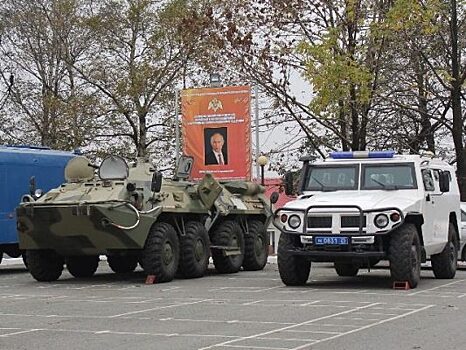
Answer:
[341, 215, 366, 228]
[307, 216, 332, 228]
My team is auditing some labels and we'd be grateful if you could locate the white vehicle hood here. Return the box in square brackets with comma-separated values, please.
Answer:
[283, 190, 421, 213]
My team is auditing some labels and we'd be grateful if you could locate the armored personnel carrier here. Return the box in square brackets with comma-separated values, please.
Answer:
[17, 155, 276, 283]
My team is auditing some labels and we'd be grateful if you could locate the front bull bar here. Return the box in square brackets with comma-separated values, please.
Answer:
[273, 204, 405, 236]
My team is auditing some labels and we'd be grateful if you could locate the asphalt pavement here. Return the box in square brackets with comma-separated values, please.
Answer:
[1, 257, 466, 350]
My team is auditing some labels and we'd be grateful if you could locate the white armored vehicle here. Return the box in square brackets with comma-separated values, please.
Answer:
[275, 151, 461, 288]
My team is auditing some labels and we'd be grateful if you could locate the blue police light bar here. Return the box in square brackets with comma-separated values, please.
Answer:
[329, 151, 395, 159]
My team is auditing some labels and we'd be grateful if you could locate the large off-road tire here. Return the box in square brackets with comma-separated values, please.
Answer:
[0, 251, 3, 265]
[242, 220, 269, 271]
[141, 222, 179, 283]
[178, 221, 210, 279]
[26, 249, 64, 282]
[277, 233, 311, 286]
[107, 255, 138, 274]
[431, 223, 458, 279]
[211, 220, 245, 274]
[66, 256, 99, 278]
[388, 224, 421, 288]
[334, 262, 359, 277]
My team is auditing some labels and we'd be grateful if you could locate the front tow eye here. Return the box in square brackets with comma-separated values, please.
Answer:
[101, 218, 110, 227]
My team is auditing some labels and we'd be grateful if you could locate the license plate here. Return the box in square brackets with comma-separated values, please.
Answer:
[314, 236, 348, 245]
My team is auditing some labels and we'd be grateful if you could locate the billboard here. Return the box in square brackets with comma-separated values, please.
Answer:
[181, 86, 251, 180]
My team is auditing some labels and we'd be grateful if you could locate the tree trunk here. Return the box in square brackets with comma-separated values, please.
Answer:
[449, 0, 466, 200]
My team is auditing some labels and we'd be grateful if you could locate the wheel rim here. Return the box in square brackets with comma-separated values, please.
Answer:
[448, 241, 456, 265]
[194, 239, 205, 262]
[231, 234, 241, 262]
[254, 235, 264, 256]
[231, 234, 239, 249]
[162, 240, 174, 266]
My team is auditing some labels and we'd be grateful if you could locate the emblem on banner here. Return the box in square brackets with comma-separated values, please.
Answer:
[208, 98, 223, 112]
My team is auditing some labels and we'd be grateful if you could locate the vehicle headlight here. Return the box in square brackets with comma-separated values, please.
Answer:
[374, 214, 389, 228]
[390, 212, 401, 222]
[288, 215, 302, 229]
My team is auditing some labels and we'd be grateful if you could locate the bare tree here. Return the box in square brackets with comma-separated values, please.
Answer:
[202, 1, 396, 155]
[382, 0, 466, 197]
[71, 0, 212, 161]
[0, 0, 97, 149]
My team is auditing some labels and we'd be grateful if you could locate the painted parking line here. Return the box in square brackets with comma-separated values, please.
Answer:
[108, 298, 212, 318]
[290, 304, 434, 350]
[0, 328, 42, 337]
[208, 286, 281, 293]
[197, 302, 380, 350]
[197, 302, 435, 350]
[0, 300, 436, 349]
[209, 345, 288, 350]
[0, 326, 241, 339]
[407, 279, 466, 296]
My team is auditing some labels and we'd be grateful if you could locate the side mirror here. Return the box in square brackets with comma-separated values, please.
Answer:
[174, 155, 194, 181]
[439, 171, 450, 192]
[151, 171, 163, 192]
[284, 172, 294, 196]
[270, 191, 279, 205]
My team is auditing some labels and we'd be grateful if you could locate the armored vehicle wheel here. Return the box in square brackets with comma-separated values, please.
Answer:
[178, 221, 210, 279]
[334, 262, 359, 277]
[66, 256, 99, 278]
[277, 233, 310, 286]
[211, 220, 245, 274]
[107, 255, 138, 274]
[388, 224, 421, 288]
[431, 223, 458, 279]
[243, 220, 268, 271]
[141, 222, 179, 283]
[26, 249, 64, 282]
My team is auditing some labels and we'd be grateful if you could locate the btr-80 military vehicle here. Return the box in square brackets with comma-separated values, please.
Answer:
[17, 155, 275, 283]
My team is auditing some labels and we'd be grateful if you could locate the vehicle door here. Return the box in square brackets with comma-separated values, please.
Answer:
[421, 168, 437, 245]
[430, 169, 450, 242]
[461, 209, 466, 255]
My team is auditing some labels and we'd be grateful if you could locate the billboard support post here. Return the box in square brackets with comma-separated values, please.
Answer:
[254, 85, 260, 181]
[174, 89, 180, 165]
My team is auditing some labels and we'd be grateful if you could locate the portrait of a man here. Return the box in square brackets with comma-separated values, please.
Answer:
[204, 127, 228, 165]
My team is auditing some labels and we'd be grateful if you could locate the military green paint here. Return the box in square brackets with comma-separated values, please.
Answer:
[17, 159, 273, 258]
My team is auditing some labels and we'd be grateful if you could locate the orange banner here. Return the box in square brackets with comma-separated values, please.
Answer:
[181, 86, 251, 181]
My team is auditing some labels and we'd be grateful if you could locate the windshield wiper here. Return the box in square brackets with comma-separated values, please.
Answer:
[371, 178, 386, 188]
[311, 176, 326, 190]
[310, 176, 338, 191]
[371, 178, 398, 190]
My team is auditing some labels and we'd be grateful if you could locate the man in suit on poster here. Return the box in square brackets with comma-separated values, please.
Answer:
[205, 132, 228, 165]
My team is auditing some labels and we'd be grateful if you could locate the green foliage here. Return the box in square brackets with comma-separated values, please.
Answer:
[383, 0, 443, 35]
[298, 31, 373, 116]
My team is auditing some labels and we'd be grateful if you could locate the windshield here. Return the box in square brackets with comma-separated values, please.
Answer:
[304, 166, 358, 191]
[362, 163, 417, 190]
